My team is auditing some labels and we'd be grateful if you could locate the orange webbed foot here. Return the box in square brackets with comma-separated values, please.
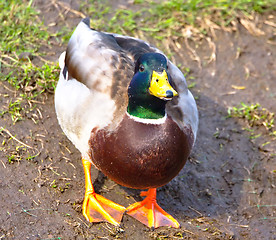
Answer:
[82, 191, 125, 226]
[82, 158, 125, 226]
[126, 188, 180, 229]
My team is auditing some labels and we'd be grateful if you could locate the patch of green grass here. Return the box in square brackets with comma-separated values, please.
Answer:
[0, 0, 49, 54]
[0, 0, 59, 121]
[0, 97, 27, 123]
[79, 0, 110, 30]
[228, 102, 275, 131]
[109, 9, 141, 33]
[1, 57, 58, 94]
[0, 0, 59, 93]
[0, 59, 59, 123]
[84, 0, 275, 39]
[7, 99, 24, 123]
[148, 0, 275, 39]
[55, 26, 74, 44]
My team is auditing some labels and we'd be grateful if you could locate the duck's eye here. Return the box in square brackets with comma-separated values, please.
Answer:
[139, 64, 145, 72]
[156, 79, 159, 83]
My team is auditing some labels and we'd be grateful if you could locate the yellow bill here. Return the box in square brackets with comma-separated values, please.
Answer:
[149, 70, 178, 100]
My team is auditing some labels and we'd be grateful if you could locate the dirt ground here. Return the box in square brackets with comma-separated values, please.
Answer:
[0, 1, 275, 239]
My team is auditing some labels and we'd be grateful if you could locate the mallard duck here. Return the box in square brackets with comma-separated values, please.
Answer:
[55, 18, 198, 229]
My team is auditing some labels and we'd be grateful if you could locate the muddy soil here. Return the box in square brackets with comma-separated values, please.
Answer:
[0, 1, 275, 239]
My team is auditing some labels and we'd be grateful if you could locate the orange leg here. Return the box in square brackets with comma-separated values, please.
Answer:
[82, 158, 125, 226]
[126, 188, 180, 229]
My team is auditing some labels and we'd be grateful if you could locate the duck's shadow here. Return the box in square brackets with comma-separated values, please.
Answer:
[158, 94, 266, 221]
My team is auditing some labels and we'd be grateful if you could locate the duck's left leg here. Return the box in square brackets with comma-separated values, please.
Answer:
[126, 188, 180, 229]
[82, 158, 126, 226]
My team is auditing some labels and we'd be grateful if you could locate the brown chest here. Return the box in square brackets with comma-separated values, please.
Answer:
[89, 114, 194, 189]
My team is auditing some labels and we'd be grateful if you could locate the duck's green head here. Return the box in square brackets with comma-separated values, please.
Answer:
[127, 53, 178, 119]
